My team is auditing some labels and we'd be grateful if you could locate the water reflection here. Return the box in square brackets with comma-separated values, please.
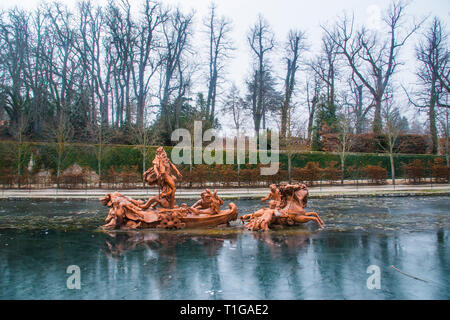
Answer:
[103, 230, 238, 259]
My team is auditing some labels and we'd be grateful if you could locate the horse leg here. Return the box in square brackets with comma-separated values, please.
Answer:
[305, 211, 325, 226]
[293, 215, 323, 228]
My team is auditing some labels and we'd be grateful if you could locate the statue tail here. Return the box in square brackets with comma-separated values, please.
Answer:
[227, 202, 238, 220]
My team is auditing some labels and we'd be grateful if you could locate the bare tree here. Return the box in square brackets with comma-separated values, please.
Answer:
[204, 2, 233, 124]
[411, 17, 448, 154]
[437, 37, 450, 94]
[10, 112, 30, 188]
[132, 0, 167, 129]
[88, 119, 110, 188]
[323, 1, 422, 134]
[248, 14, 275, 136]
[221, 83, 245, 185]
[222, 83, 246, 134]
[436, 98, 449, 167]
[308, 34, 339, 130]
[284, 107, 308, 183]
[24, 6, 51, 137]
[0, 8, 31, 133]
[305, 76, 319, 143]
[159, 7, 193, 139]
[336, 105, 353, 184]
[132, 107, 159, 187]
[381, 89, 408, 186]
[172, 57, 195, 130]
[76, 1, 113, 127]
[348, 72, 369, 134]
[44, 110, 74, 187]
[45, 2, 79, 116]
[105, 0, 137, 127]
[280, 29, 306, 140]
[339, 71, 371, 134]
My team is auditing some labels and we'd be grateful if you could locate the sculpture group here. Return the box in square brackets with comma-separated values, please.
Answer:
[100, 147, 324, 231]
[241, 183, 324, 231]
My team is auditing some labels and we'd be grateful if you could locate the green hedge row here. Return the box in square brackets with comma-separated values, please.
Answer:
[0, 142, 149, 176]
[0, 141, 445, 179]
[279, 152, 443, 178]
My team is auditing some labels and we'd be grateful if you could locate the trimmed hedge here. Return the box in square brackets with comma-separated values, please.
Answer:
[0, 141, 446, 183]
[321, 133, 430, 154]
[279, 151, 442, 179]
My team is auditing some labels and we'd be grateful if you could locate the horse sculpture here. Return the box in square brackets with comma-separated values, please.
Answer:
[241, 183, 324, 231]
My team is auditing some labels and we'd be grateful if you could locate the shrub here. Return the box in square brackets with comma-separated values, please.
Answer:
[321, 133, 341, 152]
[438, 137, 448, 155]
[212, 164, 237, 187]
[105, 166, 120, 188]
[395, 134, 429, 154]
[431, 158, 449, 182]
[239, 164, 258, 187]
[322, 161, 341, 184]
[296, 162, 322, 185]
[264, 165, 286, 185]
[179, 165, 193, 187]
[192, 164, 210, 187]
[347, 164, 364, 182]
[364, 163, 387, 184]
[402, 160, 426, 183]
[0, 167, 15, 188]
[59, 164, 88, 189]
[119, 165, 141, 189]
[350, 133, 379, 153]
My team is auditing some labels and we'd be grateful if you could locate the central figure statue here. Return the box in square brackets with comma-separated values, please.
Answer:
[99, 147, 238, 230]
[141, 147, 182, 209]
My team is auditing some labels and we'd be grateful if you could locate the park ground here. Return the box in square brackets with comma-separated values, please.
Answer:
[1, 182, 449, 200]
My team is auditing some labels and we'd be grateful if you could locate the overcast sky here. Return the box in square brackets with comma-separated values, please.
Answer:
[1, 0, 449, 133]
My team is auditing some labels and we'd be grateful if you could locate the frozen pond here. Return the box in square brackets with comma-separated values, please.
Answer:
[0, 197, 449, 299]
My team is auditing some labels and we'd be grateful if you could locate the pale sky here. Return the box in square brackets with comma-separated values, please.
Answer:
[1, 0, 449, 133]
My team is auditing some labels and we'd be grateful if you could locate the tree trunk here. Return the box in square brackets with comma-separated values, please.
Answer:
[355, 84, 363, 134]
[98, 157, 102, 188]
[390, 153, 396, 186]
[280, 100, 289, 140]
[142, 150, 146, 188]
[57, 154, 61, 189]
[98, 149, 102, 188]
[17, 144, 22, 189]
[372, 95, 383, 134]
[237, 163, 240, 187]
[429, 81, 438, 154]
[137, 98, 145, 129]
[307, 98, 316, 143]
[288, 154, 292, 183]
[445, 108, 449, 167]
